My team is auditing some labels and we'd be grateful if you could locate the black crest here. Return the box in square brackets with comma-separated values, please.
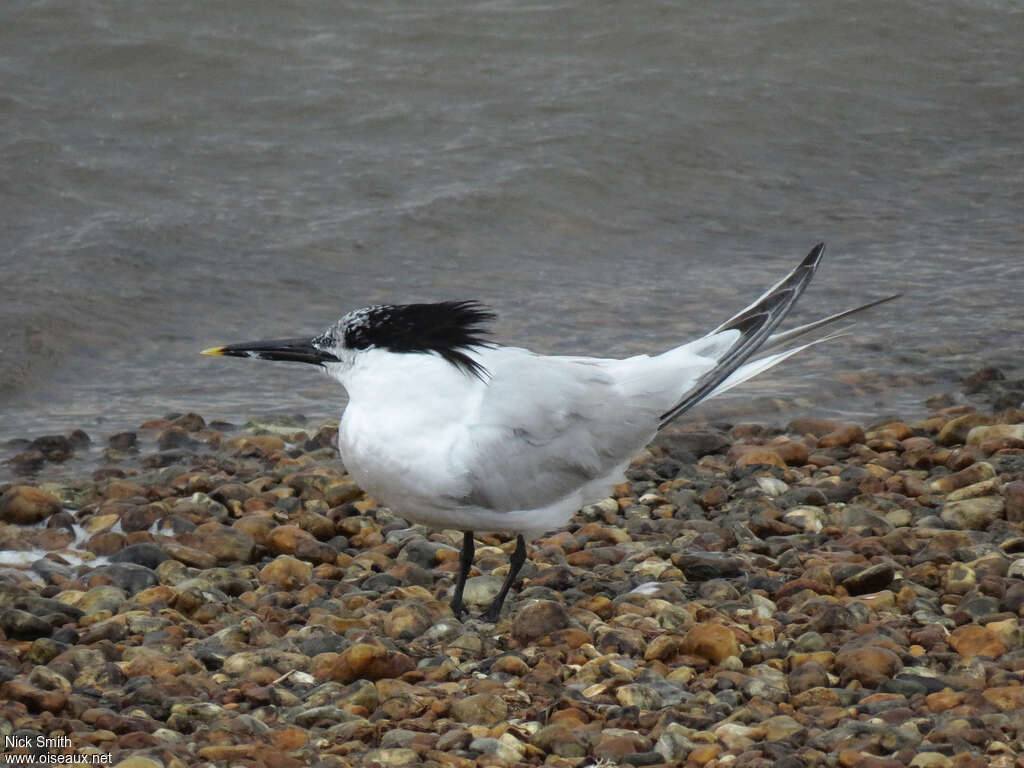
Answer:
[339, 300, 496, 378]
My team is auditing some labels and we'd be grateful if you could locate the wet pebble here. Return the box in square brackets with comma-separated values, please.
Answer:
[0, 486, 62, 524]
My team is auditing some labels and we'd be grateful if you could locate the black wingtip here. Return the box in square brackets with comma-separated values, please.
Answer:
[864, 293, 902, 307]
[804, 242, 826, 266]
[658, 242, 827, 429]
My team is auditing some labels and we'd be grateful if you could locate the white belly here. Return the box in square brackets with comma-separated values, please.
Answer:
[340, 408, 459, 514]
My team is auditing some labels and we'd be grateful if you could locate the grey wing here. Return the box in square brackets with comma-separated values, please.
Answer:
[451, 351, 660, 513]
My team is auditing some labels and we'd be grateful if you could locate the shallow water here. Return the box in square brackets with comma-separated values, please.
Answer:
[3, 0, 1022, 444]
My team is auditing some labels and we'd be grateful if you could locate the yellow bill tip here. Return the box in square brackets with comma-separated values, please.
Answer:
[201, 346, 226, 356]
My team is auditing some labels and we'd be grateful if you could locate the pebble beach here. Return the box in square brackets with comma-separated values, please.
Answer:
[2, 371, 1024, 768]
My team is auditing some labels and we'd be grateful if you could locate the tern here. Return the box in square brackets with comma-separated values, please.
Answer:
[203, 244, 896, 621]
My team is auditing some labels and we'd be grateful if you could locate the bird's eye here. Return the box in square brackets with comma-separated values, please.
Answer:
[343, 329, 370, 350]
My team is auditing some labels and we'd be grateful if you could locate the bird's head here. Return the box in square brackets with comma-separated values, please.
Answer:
[202, 300, 495, 380]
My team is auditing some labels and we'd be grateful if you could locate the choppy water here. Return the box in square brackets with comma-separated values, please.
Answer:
[2, 0, 1023, 445]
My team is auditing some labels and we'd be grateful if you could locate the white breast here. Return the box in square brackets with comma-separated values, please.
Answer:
[336, 348, 482, 527]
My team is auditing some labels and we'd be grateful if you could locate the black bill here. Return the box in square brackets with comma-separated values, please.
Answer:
[201, 337, 338, 365]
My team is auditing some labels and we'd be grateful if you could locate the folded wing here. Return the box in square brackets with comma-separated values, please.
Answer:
[450, 243, 896, 515]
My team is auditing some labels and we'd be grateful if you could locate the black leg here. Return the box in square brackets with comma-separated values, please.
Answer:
[481, 534, 527, 622]
[450, 530, 475, 619]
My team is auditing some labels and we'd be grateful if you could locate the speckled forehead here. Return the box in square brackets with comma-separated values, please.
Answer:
[318, 305, 388, 348]
[341, 305, 386, 331]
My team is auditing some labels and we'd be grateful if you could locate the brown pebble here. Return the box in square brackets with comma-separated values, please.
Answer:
[965, 423, 1024, 446]
[188, 521, 255, 563]
[644, 633, 687, 662]
[925, 689, 966, 712]
[0, 680, 67, 713]
[1004, 480, 1024, 523]
[735, 448, 787, 469]
[948, 625, 1006, 660]
[873, 421, 914, 440]
[162, 540, 218, 569]
[450, 692, 508, 726]
[771, 438, 811, 465]
[548, 708, 588, 728]
[102, 480, 147, 500]
[680, 623, 739, 664]
[383, 602, 435, 641]
[929, 461, 995, 493]
[791, 686, 842, 708]
[270, 727, 308, 750]
[318, 643, 415, 683]
[511, 600, 570, 645]
[593, 730, 649, 760]
[531, 724, 588, 758]
[698, 484, 729, 508]
[490, 655, 530, 676]
[134, 585, 177, 606]
[259, 555, 313, 589]
[197, 745, 260, 762]
[688, 744, 722, 766]
[834, 645, 902, 688]
[788, 661, 830, 693]
[119, 503, 163, 532]
[0, 486, 62, 524]
[232, 514, 277, 545]
[936, 413, 993, 446]
[266, 524, 316, 555]
[982, 685, 1024, 711]
[226, 434, 286, 455]
[86, 531, 126, 557]
[818, 424, 866, 448]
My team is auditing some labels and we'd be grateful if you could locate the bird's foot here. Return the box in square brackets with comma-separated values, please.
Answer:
[479, 602, 503, 623]
[450, 598, 468, 620]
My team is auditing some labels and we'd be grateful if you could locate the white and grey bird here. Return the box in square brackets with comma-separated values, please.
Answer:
[203, 244, 896, 621]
